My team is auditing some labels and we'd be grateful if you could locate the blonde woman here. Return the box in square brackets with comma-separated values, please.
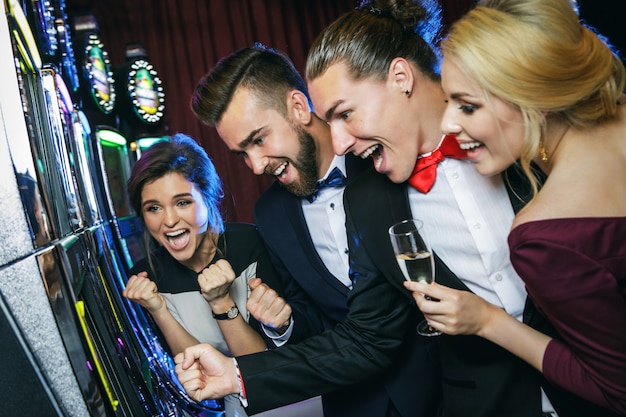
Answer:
[408, 0, 626, 414]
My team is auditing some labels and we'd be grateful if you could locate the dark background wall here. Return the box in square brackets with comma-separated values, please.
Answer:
[66, 0, 622, 223]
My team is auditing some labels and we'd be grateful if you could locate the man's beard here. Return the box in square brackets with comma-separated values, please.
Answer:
[280, 126, 319, 197]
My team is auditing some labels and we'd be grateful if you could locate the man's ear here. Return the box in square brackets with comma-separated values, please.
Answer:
[388, 57, 414, 97]
[288, 90, 313, 125]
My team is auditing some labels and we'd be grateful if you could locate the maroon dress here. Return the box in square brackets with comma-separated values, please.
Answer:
[509, 217, 626, 415]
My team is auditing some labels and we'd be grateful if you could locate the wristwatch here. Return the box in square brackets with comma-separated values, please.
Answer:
[212, 305, 239, 320]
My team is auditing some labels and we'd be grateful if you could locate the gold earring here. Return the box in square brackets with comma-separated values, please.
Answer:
[539, 142, 548, 162]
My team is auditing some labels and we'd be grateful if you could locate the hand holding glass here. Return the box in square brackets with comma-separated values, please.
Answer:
[388, 219, 441, 336]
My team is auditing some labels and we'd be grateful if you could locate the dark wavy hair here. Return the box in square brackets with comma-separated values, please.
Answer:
[127, 133, 224, 263]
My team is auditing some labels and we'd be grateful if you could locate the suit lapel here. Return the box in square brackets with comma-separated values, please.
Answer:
[276, 155, 371, 296]
[344, 153, 372, 185]
[392, 176, 471, 292]
[281, 191, 351, 296]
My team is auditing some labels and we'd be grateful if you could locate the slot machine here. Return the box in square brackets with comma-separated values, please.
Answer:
[5, 0, 73, 243]
[51, 230, 161, 416]
[39, 66, 87, 231]
[3, 1, 136, 415]
[3, 2, 155, 416]
[115, 42, 166, 130]
[0, 36, 68, 411]
[114, 41, 168, 159]
[72, 13, 116, 125]
[1, 4, 90, 414]
[2, 2, 223, 415]
[91, 126, 143, 272]
[87, 224, 224, 417]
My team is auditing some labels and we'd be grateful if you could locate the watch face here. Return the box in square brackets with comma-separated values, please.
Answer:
[227, 306, 239, 319]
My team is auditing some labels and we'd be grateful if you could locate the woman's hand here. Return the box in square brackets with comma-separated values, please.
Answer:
[404, 281, 499, 336]
[198, 259, 237, 311]
[123, 271, 166, 314]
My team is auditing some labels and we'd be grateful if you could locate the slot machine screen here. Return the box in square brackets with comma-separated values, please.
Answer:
[120, 233, 147, 268]
[117, 215, 150, 269]
[96, 128, 132, 218]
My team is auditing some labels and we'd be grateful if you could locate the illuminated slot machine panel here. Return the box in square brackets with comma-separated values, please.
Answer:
[36, 241, 109, 416]
[3, 2, 221, 415]
[91, 127, 139, 272]
[115, 42, 167, 151]
[40, 66, 87, 231]
[71, 109, 103, 226]
[45, 70, 102, 227]
[73, 14, 116, 117]
[116, 47, 166, 126]
[54, 230, 161, 416]
[5, 0, 72, 244]
[87, 224, 223, 417]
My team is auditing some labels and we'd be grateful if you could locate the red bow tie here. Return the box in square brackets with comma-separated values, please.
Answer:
[408, 134, 467, 193]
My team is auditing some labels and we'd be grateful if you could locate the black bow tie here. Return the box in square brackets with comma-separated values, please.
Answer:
[305, 167, 347, 203]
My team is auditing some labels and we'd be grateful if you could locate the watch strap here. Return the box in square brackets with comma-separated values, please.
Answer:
[212, 305, 239, 320]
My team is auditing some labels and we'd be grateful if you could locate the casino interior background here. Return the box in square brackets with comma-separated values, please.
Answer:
[75, 0, 626, 224]
[0, 1, 622, 417]
[77, 0, 477, 223]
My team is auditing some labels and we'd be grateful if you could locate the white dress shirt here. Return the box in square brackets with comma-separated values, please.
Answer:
[408, 155, 556, 415]
[409, 157, 527, 319]
[301, 156, 352, 289]
[264, 156, 352, 347]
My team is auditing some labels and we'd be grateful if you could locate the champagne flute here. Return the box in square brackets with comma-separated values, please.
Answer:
[388, 219, 441, 336]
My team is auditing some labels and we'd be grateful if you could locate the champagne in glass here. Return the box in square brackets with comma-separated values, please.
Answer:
[395, 251, 433, 284]
[389, 219, 441, 336]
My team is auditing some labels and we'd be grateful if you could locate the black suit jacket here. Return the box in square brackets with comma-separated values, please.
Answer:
[239, 155, 441, 417]
[252, 156, 371, 343]
[344, 165, 619, 417]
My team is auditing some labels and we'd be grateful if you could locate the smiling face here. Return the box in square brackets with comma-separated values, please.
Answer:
[141, 172, 211, 270]
[216, 87, 319, 197]
[440, 58, 525, 176]
[308, 62, 422, 184]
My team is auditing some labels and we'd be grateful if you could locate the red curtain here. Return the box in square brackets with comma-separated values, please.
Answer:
[74, 0, 473, 223]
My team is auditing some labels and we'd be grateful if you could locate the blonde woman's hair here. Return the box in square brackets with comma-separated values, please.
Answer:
[442, 0, 625, 193]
